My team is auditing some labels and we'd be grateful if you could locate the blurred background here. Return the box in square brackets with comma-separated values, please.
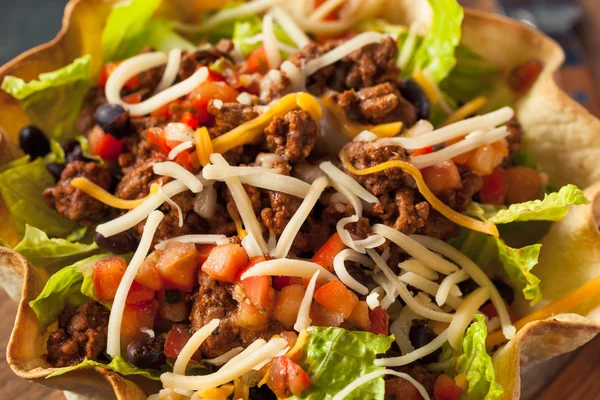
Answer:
[0, 0, 599, 399]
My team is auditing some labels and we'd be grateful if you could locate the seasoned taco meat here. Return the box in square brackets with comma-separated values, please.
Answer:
[384, 366, 437, 400]
[46, 301, 109, 367]
[43, 160, 112, 225]
[207, 101, 259, 138]
[264, 110, 318, 162]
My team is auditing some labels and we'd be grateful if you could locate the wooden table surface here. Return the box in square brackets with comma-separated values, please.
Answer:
[2, 1, 600, 400]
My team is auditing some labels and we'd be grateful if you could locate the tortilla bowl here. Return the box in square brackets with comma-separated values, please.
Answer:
[0, 0, 599, 399]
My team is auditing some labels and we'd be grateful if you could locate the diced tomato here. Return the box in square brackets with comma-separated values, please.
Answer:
[157, 289, 189, 322]
[202, 244, 248, 283]
[121, 301, 157, 340]
[241, 45, 269, 75]
[480, 301, 498, 319]
[187, 81, 239, 124]
[206, 69, 226, 82]
[126, 281, 156, 304]
[88, 125, 124, 161]
[421, 161, 462, 195]
[309, 302, 344, 327]
[157, 242, 199, 291]
[92, 256, 154, 304]
[480, 167, 508, 205]
[145, 127, 170, 154]
[311, 233, 346, 272]
[369, 306, 389, 335]
[273, 276, 303, 290]
[505, 166, 542, 204]
[411, 146, 433, 157]
[507, 59, 543, 95]
[122, 92, 142, 104]
[274, 284, 306, 330]
[434, 374, 462, 400]
[196, 243, 216, 265]
[164, 324, 201, 361]
[180, 111, 199, 129]
[236, 300, 268, 331]
[99, 62, 140, 90]
[241, 276, 275, 314]
[150, 100, 179, 119]
[467, 143, 505, 176]
[136, 251, 163, 291]
[346, 301, 370, 330]
[268, 356, 312, 398]
[314, 279, 358, 319]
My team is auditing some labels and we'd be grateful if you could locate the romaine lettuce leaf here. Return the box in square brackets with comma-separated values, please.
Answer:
[290, 327, 393, 400]
[456, 315, 503, 400]
[0, 158, 79, 237]
[0, 155, 30, 173]
[495, 238, 541, 305]
[14, 225, 98, 274]
[232, 17, 295, 56]
[45, 140, 66, 164]
[1, 55, 92, 140]
[47, 355, 160, 380]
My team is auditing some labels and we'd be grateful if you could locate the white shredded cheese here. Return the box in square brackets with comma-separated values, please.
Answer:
[366, 288, 382, 310]
[280, 60, 307, 92]
[173, 319, 220, 375]
[294, 270, 319, 332]
[410, 235, 516, 339]
[390, 306, 419, 354]
[106, 52, 167, 103]
[262, 14, 281, 70]
[353, 130, 378, 142]
[158, 185, 184, 228]
[371, 272, 397, 309]
[241, 259, 336, 282]
[399, 272, 462, 310]
[153, 162, 203, 193]
[274, 176, 329, 258]
[436, 269, 470, 307]
[218, 339, 267, 373]
[353, 234, 386, 250]
[203, 164, 278, 179]
[161, 337, 288, 391]
[242, 231, 264, 258]
[96, 180, 188, 238]
[203, 347, 244, 366]
[168, 141, 194, 160]
[107, 210, 164, 358]
[332, 369, 430, 400]
[375, 330, 448, 367]
[140, 327, 155, 338]
[309, 0, 346, 21]
[154, 49, 182, 94]
[447, 287, 490, 348]
[403, 120, 435, 138]
[333, 249, 373, 295]
[155, 234, 229, 250]
[271, 6, 311, 48]
[398, 259, 439, 281]
[319, 161, 378, 204]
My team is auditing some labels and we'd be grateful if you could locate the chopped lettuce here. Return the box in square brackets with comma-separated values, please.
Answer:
[232, 17, 296, 56]
[47, 355, 160, 380]
[456, 315, 503, 400]
[0, 158, 79, 237]
[290, 327, 393, 400]
[14, 225, 98, 274]
[0, 155, 29, 173]
[76, 135, 103, 164]
[45, 140, 66, 164]
[1, 55, 92, 140]
[495, 238, 542, 305]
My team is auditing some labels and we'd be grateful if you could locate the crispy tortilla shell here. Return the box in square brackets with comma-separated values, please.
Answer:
[1, 1, 600, 399]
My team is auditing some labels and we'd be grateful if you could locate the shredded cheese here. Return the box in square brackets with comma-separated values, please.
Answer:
[437, 269, 470, 307]
[271, 6, 311, 48]
[161, 337, 288, 391]
[333, 249, 373, 295]
[332, 369, 430, 400]
[158, 185, 184, 228]
[241, 259, 336, 282]
[425, 356, 459, 371]
[399, 272, 463, 310]
[96, 180, 188, 237]
[70, 177, 159, 210]
[286, 329, 308, 359]
[440, 96, 488, 127]
[153, 162, 203, 193]
[294, 270, 320, 332]
[262, 14, 281, 69]
[220, 340, 267, 373]
[275, 176, 329, 258]
[411, 235, 515, 339]
[154, 49, 182, 94]
[375, 330, 448, 367]
[310, 0, 346, 20]
[391, 307, 419, 354]
[319, 161, 378, 204]
[195, 127, 213, 167]
[353, 234, 386, 251]
[397, 22, 420, 69]
[486, 274, 600, 348]
[155, 234, 229, 250]
[168, 141, 194, 160]
[343, 155, 499, 237]
[447, 288, 490, 348]
[321, 98, 402, 138]
[366, 288, 382, 310]
[204, 347, 245, 366]
[398, 259, 439, 281]
[107, 211, 164, 357]
[174, 319, 220, 375]
[242, 231, 264, 258]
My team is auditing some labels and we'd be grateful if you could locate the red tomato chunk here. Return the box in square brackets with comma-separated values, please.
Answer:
[164, 324, 201, 361]
[202, 244, 248, 283]
[157, 242, 199, 291]
[268, 356, 312, 398]
[92, 256, 154, 304]
[314, 279, 358, 319]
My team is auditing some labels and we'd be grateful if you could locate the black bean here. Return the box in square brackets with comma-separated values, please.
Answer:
[19, 125, 50, 159]
[399, 79, 430, 121]
[94, 104, 130, 139]
[249, 385, 277, 400]
[458, 279, 478, 297]
[126, 336, 166, 369]
[492, 278, 515, 305]
[46, 163, 65, 182]
[61, 138, 79, 154]
[409, 322, 441, 363]
[94, 231, 138, 254]
[66, 145, 85, 163]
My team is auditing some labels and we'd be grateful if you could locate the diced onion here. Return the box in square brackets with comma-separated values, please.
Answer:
[333, 249, 373, 295]
[447, 288, 490, 348]
[155, 234, 229, 250]
[107, 211, 164, 357]
[203, 347, 244, 366]
[366, 288, 382, 310]
[240, 259, 336, 282]
[153, 162, 203, 193]
[262, 14, 281, 69]
[173, 319, 220, 375]
[236, 92, 254, 105]
[294, 270, 319, 332]
[332, 369, 430, 400]
[353, 130, 378, 142]
[398, 259, 439, 280]
[271, 6, 311, 48]
[374, 330, 448, 367]
[165, 122, 195, 142]
[168, 141, 194, 160]
[319, 161, 378, 204]
[399, 272, 462, 310]
[436, 269, 470, 307]
[154, 49, 182, 94]
[193, 185, 218, 220]
[274, 176, 329, 258]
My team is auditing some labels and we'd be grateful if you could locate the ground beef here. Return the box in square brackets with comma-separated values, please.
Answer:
[207, 101, 259, 138]
[417, 210, 459, 241]
[46, 301, 109, 368]
[261, 191, 301, 235]
[337, 82, 418, 127]
[506, 116, 524, 155]
[264, 110, 318, 162]
[385, 366, 436, 400]
[371, 188, 429, 235]
[115, 157, 165, 200]
[178, 39, 235, 80]
[43, 161, 112, 225]
[437, 166, 483, 212]
[292, 215, 333, 255]
[342, 140, 411, 196]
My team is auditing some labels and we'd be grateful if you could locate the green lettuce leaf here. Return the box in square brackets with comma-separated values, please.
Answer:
[291, 327, 393, 400]
[456, 315, 503, 400]
[489, 184, 589, 224]
[47, 355, 160, 380]
[75, 135, 103, 164]
[0, 155, 30, 173]
[45, 140, 66, 164]
[1, 55, 92, 140]
[14, 225, 98, 274]
[0, 158, 79, 237]
[232, 17, 295, 56]
[495, 238, 541, 305]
